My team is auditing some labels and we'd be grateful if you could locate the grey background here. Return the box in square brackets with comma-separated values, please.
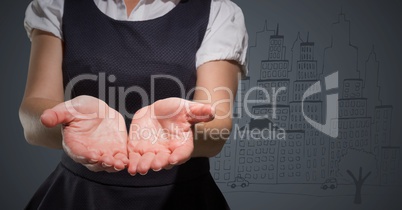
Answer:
[0, 1, 63, 210]
[1, 0, 401, 209]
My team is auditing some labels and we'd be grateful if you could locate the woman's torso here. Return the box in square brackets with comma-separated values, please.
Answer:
[60, 0, 211, 186]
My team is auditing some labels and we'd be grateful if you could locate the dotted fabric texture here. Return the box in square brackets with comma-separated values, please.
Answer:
[61, 0, 207, 130]
[26, 0, 229, 209]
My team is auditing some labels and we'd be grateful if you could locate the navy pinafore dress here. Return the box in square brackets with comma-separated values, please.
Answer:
[25, 0, 229, 209]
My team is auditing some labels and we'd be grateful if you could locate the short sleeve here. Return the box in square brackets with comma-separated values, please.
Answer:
[196, 0, 249, 77]
[24, 0, 64, 41]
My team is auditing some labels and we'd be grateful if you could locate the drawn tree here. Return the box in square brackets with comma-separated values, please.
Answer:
[338, 148, 379, 204]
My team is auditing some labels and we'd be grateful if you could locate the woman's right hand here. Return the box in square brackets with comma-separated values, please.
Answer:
[40, 95, 129, 172]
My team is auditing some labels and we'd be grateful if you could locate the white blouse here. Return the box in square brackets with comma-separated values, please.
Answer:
[24, 0, 248, 75]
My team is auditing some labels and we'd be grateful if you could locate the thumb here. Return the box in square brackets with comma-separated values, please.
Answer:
[40, 102, 75, 128]
[186, 102, 215, 124]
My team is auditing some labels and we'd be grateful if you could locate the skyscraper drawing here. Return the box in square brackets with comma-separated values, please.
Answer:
[322, 11, 359, 90]
[231, 24, 292, 184]
[363, 46, 382, 117]
[330, 79, 372, 177]
[257, 24, 290, 106]
[290, 33, 328, 183]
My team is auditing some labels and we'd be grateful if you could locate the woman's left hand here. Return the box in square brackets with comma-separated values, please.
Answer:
[127, 97, 214, 175]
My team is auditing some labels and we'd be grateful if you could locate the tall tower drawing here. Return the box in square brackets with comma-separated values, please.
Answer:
[330, 79, 372, 177]
[363, 46, 382, 118]
[322, 11, 359, 95]
[248, 21, 276, 110]
[290, 33, 327, 183]
[232, 23, 292, 185]
[289, 32, 304, 99]
[257, 24, 290, 107]
[290, 32, 304, 73]
[293, 33, 321, 102]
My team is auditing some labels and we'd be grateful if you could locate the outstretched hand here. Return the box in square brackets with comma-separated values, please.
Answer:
[127, 98, 214, 175]
[41, 95, 129, 172]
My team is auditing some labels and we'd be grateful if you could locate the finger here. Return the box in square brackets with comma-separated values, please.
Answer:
[113, 152, 128, 171]
[63, 142, 100, 164]
[137, 152, 155, 175]
[100, 154, 114, 168]
[168, 143, 193, 165]
[151, 152, 170, 171]
[114, 152, 129, 165]
[186, 103, 215, 124]
[40, 102, 77, 127]
[103, 167, 121, 173]
[88, 158, 99, 164]
[128, 152, 141, 176]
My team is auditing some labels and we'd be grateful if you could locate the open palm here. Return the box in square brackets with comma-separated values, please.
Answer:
[127, 98, 214, 175]
[41, 95, 129, 172]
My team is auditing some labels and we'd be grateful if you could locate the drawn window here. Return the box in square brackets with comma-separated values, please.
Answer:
[214, 161, 220, 170]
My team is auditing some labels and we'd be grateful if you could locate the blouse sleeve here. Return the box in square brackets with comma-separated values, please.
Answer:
[24, 0, 64, 41]
[196, 0, 249, 77]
